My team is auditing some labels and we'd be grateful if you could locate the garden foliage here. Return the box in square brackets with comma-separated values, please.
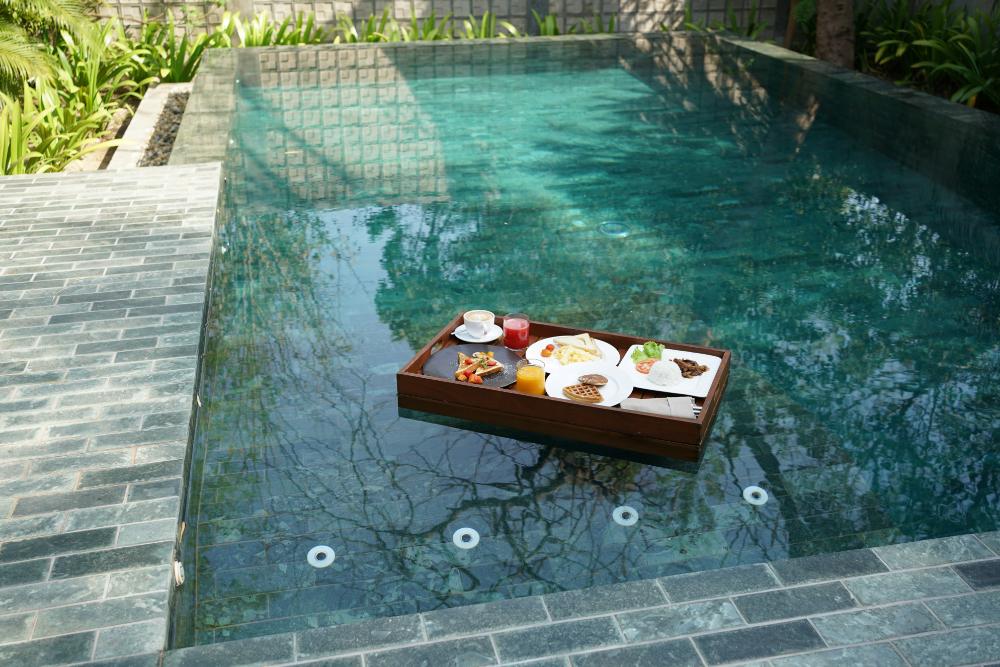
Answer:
[2, 1, 998, 176]
[797, 0, 1000, 110]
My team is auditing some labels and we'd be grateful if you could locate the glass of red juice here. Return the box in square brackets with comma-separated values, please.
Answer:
[503, 313, 530, 351]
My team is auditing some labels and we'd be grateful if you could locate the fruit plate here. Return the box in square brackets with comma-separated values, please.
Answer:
[423, 344, 519, 387]
[618, 345, 721, 397]
[525, 336, 621, 374]
[544, 362, 634, 407]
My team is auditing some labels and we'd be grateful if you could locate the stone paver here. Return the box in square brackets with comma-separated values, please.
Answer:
[811, 602, 942, 645]
[135, 539, 1000, 666]
[874, 534, 994, 569]
[0, 164, 219, 664]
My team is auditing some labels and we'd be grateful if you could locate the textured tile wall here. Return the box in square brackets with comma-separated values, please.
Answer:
[98, 0, 780, 36]
[0, 164, 221, 665]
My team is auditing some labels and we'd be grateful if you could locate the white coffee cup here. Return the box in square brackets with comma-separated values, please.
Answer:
[463, 310, 494, 338]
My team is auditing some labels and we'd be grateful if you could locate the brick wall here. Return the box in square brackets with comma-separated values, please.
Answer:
[99, 0, 781, 37]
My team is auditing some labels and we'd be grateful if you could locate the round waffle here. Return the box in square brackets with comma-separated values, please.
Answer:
[562, 383, 604, 403]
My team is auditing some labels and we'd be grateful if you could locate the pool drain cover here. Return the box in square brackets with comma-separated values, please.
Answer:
[743, 486, 769, 506]
[307, 545, 335, 568]
[452, 528, 480, 549]
[599, 221, 630, 238]
[612, 505, 639, 526]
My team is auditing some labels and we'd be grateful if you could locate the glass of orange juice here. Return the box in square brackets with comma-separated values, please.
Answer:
[515, 359, 546, 395]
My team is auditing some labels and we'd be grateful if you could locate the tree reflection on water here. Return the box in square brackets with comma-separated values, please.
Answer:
[175, 35, 1000, 645]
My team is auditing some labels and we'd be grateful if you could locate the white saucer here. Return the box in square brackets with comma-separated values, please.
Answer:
[453, 323, 503, 343]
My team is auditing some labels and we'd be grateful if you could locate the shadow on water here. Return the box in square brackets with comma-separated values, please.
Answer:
[173, 34, 1000, 646]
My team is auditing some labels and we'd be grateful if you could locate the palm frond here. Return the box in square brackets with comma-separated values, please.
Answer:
[0, 23, 52, 93]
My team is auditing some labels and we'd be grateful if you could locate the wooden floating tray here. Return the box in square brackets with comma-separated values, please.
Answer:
[397, 314, 731, 461]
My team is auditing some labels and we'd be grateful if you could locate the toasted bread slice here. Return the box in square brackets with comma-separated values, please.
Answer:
[456, 350, 504, 379]
[553, 333, 599, 355]
[563, 383, 603, 403]
[476, 362, 504, 377]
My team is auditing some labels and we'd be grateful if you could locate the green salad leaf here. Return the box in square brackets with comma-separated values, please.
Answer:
[631, 341, 665, 362]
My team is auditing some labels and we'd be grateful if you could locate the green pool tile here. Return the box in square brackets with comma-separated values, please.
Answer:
[366, 637, 496, 667]
[106, 566, 172, 597]
[163, 634, 295, 667]
[296, 615, 423, 660]
[87, 655, 161, 667]
[694, 619, 825, 665]
[658, 563, 779, 602]
[770, 549, 887, 585]
[811, 602, 942, 645]
[954, 559, 1000, 590]
[423, 596, 548, 639]
[50, 541, 173, 579]
[0, 558, 50, 586]
[0, 575, 107, 614]
[617, 599, 744, 641]
[570, 638, 702, 667]
[34, 591, 169, 637]
[926, 590, 1000, 627]
[845, 568, 972, 605]
[493, 617, 622, 663]
[0, 632, 95, 667]
[0, 612, 34, 644]
[543, 581, 666, 620]
[895, 625, 1000, 667]
[295, 658, 363, 667]
[0, 528, 116, 562]
[874, 535, 994, 569]
[733, 582, 856, 623]
[770, 643, 908, 667]
[979, 532, 1000, 554]
[93, 619, 167, 660]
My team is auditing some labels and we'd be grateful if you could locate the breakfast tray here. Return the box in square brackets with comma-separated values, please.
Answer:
[396, 314, 730, 461]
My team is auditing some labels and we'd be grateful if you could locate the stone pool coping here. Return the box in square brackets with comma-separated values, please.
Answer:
[0, 165, 221, 666]
[1, 32, 999, 667]
[160, 533, 1000, 666]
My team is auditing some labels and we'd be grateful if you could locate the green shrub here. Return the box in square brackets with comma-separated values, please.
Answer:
[0, 0, 94, 94]
[460, 12, 521, 39]
[680, 1, 767, 39]
[863, 0, 1000, 109]
[532, 11, 562, 36]
[130, 13, 223, 83]
[0, 83, 117, 174]
[221, 11, 330, 46]
[571, 14, 617, 34]
[332, 8, 395, 42]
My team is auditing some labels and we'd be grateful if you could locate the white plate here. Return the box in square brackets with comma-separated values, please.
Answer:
[453, 323, 503, 343]
[544, 361, 634, 407]
[618, 345, 720, 398]
[525, 335, 621, 374]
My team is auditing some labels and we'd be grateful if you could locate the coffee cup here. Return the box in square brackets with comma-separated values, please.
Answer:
[463, 310, 494, 338]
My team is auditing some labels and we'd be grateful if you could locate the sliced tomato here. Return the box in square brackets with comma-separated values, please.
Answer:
[635, 359, 658, 374]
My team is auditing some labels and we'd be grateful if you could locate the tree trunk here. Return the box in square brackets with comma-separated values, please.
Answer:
[815, 0, 855, 69]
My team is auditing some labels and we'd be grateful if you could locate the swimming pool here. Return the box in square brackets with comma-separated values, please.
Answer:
[171, 34, 1000, 646]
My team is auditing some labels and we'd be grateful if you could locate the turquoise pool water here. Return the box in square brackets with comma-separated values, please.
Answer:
[174, 38, 1000, 645]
